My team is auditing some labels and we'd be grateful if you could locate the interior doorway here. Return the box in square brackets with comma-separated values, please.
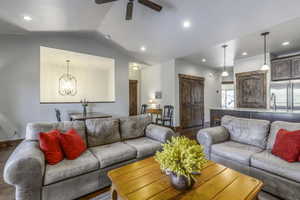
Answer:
[129, 80, 138, 116]
[179, 74, 205, 129]
[128, 63, 141, 116]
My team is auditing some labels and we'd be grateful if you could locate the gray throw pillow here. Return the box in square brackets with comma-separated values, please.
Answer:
[86, 118, 121, 147]
[120, 115, 151, 140]
[221, 115, 270, 149]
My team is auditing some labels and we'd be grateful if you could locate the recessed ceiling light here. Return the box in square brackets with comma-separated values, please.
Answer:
[202, 58, 206, 62]
[23, 15, 32, 21]
[133, 66, 139, 70]
[104, 34, 111, 40]
[242, 52, 248, 56]
[282, 41, 290, 46]
[131, 63, 139, 70]
[183, 20, 191, 28]
[140, 46, 146, 52]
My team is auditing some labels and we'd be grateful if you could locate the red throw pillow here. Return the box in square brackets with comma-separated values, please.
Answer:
[272, 129, 300, 162]
[39, 130, 64, 165]
[58, 129, 86, 160]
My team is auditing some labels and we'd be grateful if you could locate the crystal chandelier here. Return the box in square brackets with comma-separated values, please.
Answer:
[59, 60, 77, 96]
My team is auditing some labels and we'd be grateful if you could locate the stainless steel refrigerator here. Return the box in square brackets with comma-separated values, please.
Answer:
[270, 80, 300, 110]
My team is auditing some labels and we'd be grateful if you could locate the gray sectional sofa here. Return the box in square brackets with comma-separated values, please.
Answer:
[4, 115, 175, 200]
[197, 115, 300, 200]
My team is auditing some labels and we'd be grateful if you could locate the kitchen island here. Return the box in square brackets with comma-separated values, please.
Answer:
[210, 107, 300, 127]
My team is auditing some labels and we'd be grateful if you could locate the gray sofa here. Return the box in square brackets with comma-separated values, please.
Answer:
[197, 115, 300, 200]
[4, 115, 175, 200]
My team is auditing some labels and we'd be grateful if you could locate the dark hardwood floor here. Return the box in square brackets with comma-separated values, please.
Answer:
[179, 127, 201, 140]
[0, 127, 201, 200]
[0, 147, 15, 200]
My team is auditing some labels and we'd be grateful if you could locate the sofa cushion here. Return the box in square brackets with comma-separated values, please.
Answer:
[85, 118, 121, 147]
[267, 121, 300, 150]
[26, 121, 86, 143]
[120, 115, 151, 140]
[43, 150, 99, 185]
[124, 137, 162, 158]
[251, 150, 300, 183]
[221, 115, 270, 148]
[211, 141, 263, 165]
[90, 142, 137, 168]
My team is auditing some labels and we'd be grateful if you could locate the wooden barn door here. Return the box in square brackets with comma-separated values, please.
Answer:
[179, 74, 204, 129]
[129, 80, 138, 116]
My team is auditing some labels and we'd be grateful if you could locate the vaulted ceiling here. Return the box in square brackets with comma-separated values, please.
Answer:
[1, 0, 300, 66]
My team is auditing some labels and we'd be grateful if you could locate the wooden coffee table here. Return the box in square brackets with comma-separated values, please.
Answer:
[108, 157, 263, 200]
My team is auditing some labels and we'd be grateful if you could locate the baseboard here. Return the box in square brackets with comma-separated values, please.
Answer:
[173, 126, 182, 132]
[0, 138, 22, 150]
[174, 121, 210, 131]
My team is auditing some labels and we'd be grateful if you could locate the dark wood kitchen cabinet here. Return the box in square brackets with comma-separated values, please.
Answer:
[236, 70, 267, 109]
[292, 56, 300, 79]
[271, 54, 300, 81]
[271, 59, 291, 81]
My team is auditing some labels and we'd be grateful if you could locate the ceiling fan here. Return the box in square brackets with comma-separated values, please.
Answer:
[95, 0, 162, 20]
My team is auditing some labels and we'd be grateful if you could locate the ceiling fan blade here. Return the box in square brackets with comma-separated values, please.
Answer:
[138, 0, 162, 12]
[95, 0, 118, 4]
[126, 1, 134, 20]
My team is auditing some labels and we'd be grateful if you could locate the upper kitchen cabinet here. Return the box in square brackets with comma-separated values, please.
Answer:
[271, 54, 300, 81]
[236, 70, 267, 109]
[271, 58, 291, 81]
[292, 56, 300, 79]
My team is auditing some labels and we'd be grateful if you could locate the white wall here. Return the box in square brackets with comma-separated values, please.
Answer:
[175, 59, 222, 126]
[140, 64, 163, 105]
[0, 33, 139, 140]
[233, 54, 271, 108]
[140, 60, 176, 121]
[141, 59, 221, 127]
[40, 46, 116, 103]
[140, 61, 176, 104]
[159, 60, 176, 107]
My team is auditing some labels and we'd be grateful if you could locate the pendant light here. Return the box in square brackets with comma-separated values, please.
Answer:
[59, 60, 77, 96]
[261, 32, 270, 71]
[221, 44, 229, 77]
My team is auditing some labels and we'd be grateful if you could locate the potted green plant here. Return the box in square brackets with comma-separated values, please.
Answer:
[155, 136, 208, 190]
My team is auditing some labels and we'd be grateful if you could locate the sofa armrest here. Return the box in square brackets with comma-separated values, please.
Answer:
[145, 124, 176, 143]
[197, 126, 229, 159]
[4, 140, 45, 200]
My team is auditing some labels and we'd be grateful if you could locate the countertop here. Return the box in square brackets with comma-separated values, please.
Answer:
[210, 107, 300, 114]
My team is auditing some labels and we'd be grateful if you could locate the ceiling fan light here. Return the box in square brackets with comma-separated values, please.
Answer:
[95, 0, 118, 4]
[221, 71, 229, 77]
[126, 0, 134, 20]
[261, 64, 269, 71]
